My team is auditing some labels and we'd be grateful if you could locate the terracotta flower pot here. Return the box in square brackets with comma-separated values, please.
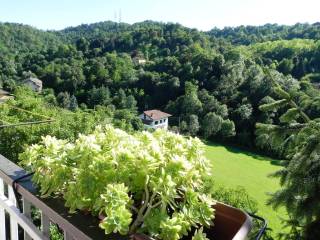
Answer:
[206, 202, 252, 240]
[131, 202, 252, 240]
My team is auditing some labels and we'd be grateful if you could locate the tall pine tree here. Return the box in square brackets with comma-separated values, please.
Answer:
[256, 78, 320, 239]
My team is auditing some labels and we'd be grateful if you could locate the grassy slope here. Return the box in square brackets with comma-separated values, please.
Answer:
[205, 142, 288, 237]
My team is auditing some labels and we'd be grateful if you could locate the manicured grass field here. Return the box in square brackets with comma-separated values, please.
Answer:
[205, 142, 288, 237]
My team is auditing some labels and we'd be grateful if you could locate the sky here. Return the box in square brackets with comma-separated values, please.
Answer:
[0, 0, 319, 31]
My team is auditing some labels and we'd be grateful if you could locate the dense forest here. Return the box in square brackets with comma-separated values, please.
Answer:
[1, 21, 320, 239]
[1, 21, 320, 152]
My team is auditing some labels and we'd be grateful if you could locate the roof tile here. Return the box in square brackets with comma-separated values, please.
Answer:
[143, 109, 172, 120]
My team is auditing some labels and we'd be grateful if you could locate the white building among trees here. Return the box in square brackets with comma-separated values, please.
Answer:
[23, 77, 43, 92]
[0, 89, 14, 103]
[139, 109, 172, 129]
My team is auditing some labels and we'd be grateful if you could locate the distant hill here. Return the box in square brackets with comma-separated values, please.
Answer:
[2, 21, 320, 54]
[208, 22, 320, 45]
[0, 22, 61, 55]
[0, 20, 320, 152]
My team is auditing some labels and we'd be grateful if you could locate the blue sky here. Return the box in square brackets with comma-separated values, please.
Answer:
[0, 0, 319, 31]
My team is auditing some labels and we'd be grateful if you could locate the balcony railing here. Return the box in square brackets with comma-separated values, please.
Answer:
[0, 154, 119, 240]
[0, 153, 263, 240]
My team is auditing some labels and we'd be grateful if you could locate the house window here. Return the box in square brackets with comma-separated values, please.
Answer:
[160, 120, 163, 123]
[155, 121, 159, 125]
[163, 119, 166, 122]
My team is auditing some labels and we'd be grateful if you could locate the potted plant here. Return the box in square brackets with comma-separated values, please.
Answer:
[20, 125, 252, 240]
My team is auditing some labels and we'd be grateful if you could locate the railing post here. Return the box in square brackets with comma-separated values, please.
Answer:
[1, 154, 98, 240]
[8, 185, 19, 240]
[41, 211, 51, 237]
[0, 179, 6, 240]
[23, 198, 33, 240]
[64, 230, 74, 240]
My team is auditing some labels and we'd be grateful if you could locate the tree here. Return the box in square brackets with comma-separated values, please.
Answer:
[69, 95, 78, 111]
[113, 88, 127, 109]
[202, 112, 223, 139]
[198, 89, 228, 118]
[76, 37, 89, 52]
[220, 120, 236, 137]
[181, 82, 202, 115]
[87, 86, 111, 107]
[179, 120, 188, 133]
[188, 114, 200, 136]
[125, 95, 137, 110]
[256, 81, 320, 239]
[112, 89, 137, 111]
[277, 58, 294, 75]
[0, 87, 115, 161]
[235, 104, 253, 121]
[56, 91, 71, 109]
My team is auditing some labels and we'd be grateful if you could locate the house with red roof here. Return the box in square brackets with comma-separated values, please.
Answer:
[139, 109, 172, 129]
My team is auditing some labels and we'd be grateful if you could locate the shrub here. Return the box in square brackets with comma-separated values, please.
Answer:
[20, 125, 215, 240]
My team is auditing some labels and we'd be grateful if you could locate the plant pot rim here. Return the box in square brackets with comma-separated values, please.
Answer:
[131, 202, 252, 240]
[212, 202, 252, 240]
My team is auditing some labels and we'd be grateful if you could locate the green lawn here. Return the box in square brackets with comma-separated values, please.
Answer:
[205, 142, 288, 237]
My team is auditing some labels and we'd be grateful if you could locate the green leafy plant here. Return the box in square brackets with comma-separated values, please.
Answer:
[256, 80, 320, 239]
[20, 125, 215, 240]
[49, 224, 64, 240]
[192, 227, 209, 240]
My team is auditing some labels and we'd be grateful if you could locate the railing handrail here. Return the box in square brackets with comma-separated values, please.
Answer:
[0, 154, 113, 240]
